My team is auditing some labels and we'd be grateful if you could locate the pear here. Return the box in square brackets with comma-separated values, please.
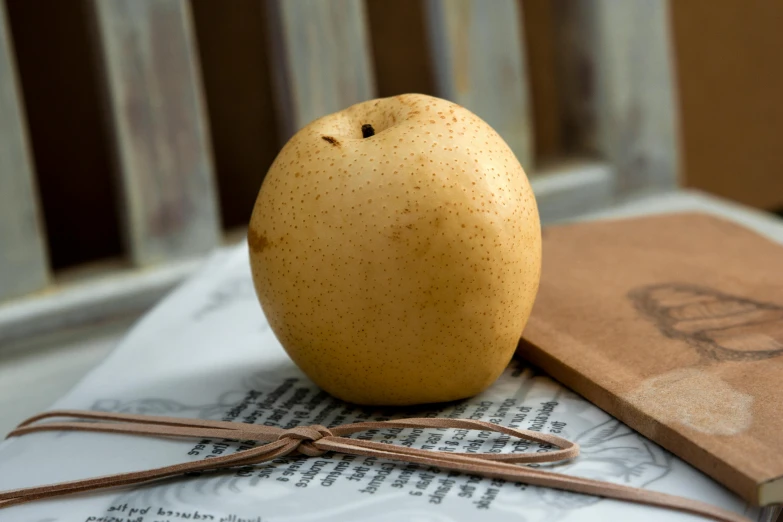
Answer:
[249, 94, 540, 405]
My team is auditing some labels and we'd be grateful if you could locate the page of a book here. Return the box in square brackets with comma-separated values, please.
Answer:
[0, 246, 768, 522]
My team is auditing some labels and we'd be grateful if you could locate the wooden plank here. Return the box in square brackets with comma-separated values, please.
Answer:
[90, 0, 221, 266]
[531, 159, 614, 224]
[425, 0, 533, 171]
[266, 0, 377, 139]
[553, 0, 680, 197]
[0, 1, 49, 301]
[0, 256, 203, 353]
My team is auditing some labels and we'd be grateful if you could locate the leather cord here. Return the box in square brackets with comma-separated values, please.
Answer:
[0, 410, 749, 521]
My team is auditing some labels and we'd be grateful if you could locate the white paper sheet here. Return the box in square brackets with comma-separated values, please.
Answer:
[0, 246, 767, 522]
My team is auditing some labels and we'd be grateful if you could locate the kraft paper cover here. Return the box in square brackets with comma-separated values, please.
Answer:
[519, 213, 783, 505]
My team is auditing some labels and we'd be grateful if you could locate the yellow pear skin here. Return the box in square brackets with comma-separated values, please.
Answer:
[249, 94, 541, 406]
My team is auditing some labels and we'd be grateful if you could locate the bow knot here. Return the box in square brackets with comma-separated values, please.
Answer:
[277, 425, 332, 456]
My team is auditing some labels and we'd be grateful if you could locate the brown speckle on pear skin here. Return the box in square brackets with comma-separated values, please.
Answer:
[321, 135, 340, 146]
[247, 229, 268, 253]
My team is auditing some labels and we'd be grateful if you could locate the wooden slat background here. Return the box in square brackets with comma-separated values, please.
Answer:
[1, 0, 686, 304]
[365, 0, 437, 98]
[0, 1, 48, 300]
[5, 0, 121, 271]
[552, 0, 679, 197]
[521, 0, 563, 164]
[91, 0, 221, 266]
[190, 0, 280, 230]
[426, 0, 533, 171]
[266, 0, 377, 139]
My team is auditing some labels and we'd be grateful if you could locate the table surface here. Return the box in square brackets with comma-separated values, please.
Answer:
[0, 189, 781, 519]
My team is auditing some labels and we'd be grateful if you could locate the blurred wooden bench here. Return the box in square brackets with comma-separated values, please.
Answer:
[0, 0, 679, 350]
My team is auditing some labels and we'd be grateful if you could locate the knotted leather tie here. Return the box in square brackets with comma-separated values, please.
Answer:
[0, 410, 750, 521]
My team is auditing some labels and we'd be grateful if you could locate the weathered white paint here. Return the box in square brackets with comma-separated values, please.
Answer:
[91, 0, 221, 266]
[0, 256, 204, 354]
[532, 159, 615, 224]
[0, 1, 49, 302]
[426, 0, 533, 171]
[554, 0, 680, 197]
[266, 0, 377, 140]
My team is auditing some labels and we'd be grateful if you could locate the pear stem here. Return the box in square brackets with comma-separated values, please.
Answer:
[361, 124, 375, 138]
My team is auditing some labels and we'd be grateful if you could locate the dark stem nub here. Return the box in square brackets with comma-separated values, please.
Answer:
[361, 124, 375, 139]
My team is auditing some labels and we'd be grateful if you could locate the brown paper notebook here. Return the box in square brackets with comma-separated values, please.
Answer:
[518, 213, 783, 506]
